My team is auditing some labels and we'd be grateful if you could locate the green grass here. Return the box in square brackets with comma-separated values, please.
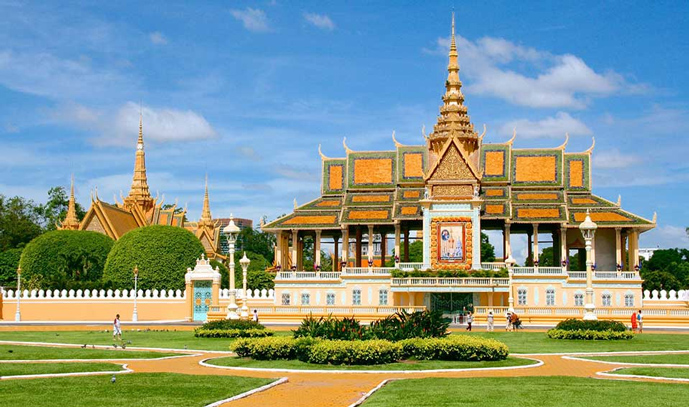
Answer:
[0, 373, 273, 407]
[0, 362, 125, 377]
[611, 367, 689, 379]
[0, 329, 290, 351]
[0, 345, 179, 360]
[206, 356, 535, 371]
[454, 331, 689, 353]
[362, 376, 689, 407]
[582, 353, 689, 365]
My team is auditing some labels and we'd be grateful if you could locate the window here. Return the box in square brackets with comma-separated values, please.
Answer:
[624, 294, 634, 307]
[602, 293, 612, 307]
[546, 289, 555, 306]
[301, 293, 310, 306]
[517, 289, 527, 305]
[574, 293, 584, 307]
[379, 289, 388, 305]
[352, 289, 361, 305]
[281, 293, 291, 306]
[326, 292, 336, 306]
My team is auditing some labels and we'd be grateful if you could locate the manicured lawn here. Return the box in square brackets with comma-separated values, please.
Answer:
[206, 356, 536, 371]
[0, 373, 273, 407]
[0, 329, 289, 351]
[582, 353, 689, 365]
[0, 362, 125, 377]
[362, 376, 689, 407]
[456, 331, 689, 353]
[611, 367, 689, 379]
[0, 345, 179, 360]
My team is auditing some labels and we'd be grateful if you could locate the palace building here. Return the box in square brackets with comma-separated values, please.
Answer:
[59, 116, 225, 260]
[262, 15, 656, 318]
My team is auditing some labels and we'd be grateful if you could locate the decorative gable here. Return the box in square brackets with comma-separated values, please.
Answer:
[427, 140, 480, 183]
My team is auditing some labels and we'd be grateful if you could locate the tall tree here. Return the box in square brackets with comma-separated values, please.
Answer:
[0, 195, 44, 250]
[41, 186, 86, 231]
[480, 232, 496, 263]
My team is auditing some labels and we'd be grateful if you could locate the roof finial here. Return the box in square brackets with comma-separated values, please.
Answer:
[584, 136, 596, 154]
[318, 144, 329, 160]
[392, 130, 405, 147]
[342, 137, 353, 154]
[199, 174, 213, 226]
[478, 124, 487, 143]
[616, 195, 622, 206]
[556, 133, 569, 150]
[137, 107, 144, 151]
[507, 128, 517, 145]
[59, 174, 80, 230]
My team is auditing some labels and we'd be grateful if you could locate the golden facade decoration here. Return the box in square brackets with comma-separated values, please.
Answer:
[430, 216, 473, 270]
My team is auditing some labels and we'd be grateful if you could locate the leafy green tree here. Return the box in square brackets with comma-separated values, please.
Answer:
[237, 227, 276, 262]
[103, 226, 204, 290]
[0, 195, 43, 251]
[40, 186, 86, 231]
[215, 252, 274, 290]
[641, 270, 681, 292]
[480, 232, 496, 262]
[18, 230, 114, 289]
[539, 247, 555, 266]
[0, 248, 22, 287]
[645, 249, 686, 272]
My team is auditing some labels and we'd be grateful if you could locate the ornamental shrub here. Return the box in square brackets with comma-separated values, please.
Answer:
[400, 336, 509, 361]
[546, 329, 634, 340]
[19, 230, 114, 289]
[308, 339, 403, 365]
[293, 315, 367, 340]
[554, 319, 627, 332]
[0, 248, 22, 286]
[231, 336, 320, 360]
[368, 310, 449, 341]
[200, 319, 265, 331]
[102, 226, 204, 290]
[194, 328, 273, 338]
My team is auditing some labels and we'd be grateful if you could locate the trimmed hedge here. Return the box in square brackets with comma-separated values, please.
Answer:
[103, 226, 204, 290]
[194, 328, 273, 338]
[199, 319, 265, 331]
[0, 248, 22, 286]
[19, 230, 114, 289]
[400, 336, 509, 361]
[554, 319, 627, 332]
[308, 340, 403, 365]
[547, 329, 634, 340]
[231, 335, 510, 365]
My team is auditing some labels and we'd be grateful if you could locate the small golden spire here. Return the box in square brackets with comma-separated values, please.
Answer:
[59, 175, 80, 230]
[199, 174, 213, 226]
[125, 109, 154, 211]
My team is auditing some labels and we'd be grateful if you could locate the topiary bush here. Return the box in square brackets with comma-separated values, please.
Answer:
[194, 328, 273, 338]
[231, 336, 320, 360]
[400, 336, 509, 361]
[546, 329, 634, 340]
[18, 230, 114, 289]
[308, 339, 403, 365]
[0, 248, 22, 286]
[554, 319, 627, 332]
[102, 226, 204, 290]
[200, 319, 265, 331]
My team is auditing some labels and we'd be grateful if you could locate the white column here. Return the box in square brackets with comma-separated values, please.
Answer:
[291, 229, 299, 270]
[615, 228, 622, 267]
[584, 234, 597, 320]
[275, 231, 282, 267]
[367, 225, 375, 267]
[394, 223, 401, 265]
[631, 230, 639, 269]
[560, 227, 568, 266]
[532, 223, 539, 264]
[341, 227, 349, 266]
[315, 230, 322, 269]
[504, 223, 511, 260]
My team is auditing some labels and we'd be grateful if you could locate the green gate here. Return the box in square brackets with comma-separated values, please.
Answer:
[193, 281, 212, 322]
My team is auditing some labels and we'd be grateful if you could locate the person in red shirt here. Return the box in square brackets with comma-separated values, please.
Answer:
[631, 311, 638, 333]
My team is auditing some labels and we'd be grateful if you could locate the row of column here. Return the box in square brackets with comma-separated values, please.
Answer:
[274, 224, 413, 271]
[501, 223, 640, 270]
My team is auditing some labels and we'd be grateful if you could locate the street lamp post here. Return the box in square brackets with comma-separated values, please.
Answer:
[505, 255, 516, 313]
[240, 252, 250, 319]
[15, 267, 21, 322]
[223, 215, 240, 319]
[132, 266, 139, 322]
[579, 210, 598, 321]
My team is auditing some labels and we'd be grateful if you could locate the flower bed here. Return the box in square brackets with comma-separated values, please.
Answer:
[231, 335, 509, 365]
[554, 319, 627, 332]
[546, 329, 634, 340]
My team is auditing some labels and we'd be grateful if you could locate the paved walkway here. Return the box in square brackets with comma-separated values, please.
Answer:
[3, 341, 687, 406]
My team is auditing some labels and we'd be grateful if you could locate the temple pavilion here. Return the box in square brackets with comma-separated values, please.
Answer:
[262, 15, 656, 275]
[58, 116, 225, 260]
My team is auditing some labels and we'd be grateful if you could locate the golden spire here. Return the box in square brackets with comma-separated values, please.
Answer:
[199, 174, 213, 227]
[60, 175, 80, 230]
[125, 111, 154, 211]
[428, 12, 477, 152]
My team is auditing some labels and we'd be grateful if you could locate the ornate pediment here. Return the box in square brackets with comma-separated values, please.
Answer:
[427, 140, 480, 182]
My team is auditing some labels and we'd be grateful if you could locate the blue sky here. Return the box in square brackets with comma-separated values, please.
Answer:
[1, 0, 688, 259]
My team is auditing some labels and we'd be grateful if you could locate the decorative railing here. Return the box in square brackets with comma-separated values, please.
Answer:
[392, 277, 510, 287]
[246, 305, 426, 315]
[472, 306, 689, 318]
[512, 267, 565, 275]
[566, 271, 642, 280]
[480, 262, 506, 270]
[1, 288, 185, 300]
[219, 288, 274, 300]
[644, 289, 689, 301]
[275, 271, 342, 280]
[342, 267, 395, 275]
[398, 263, 429, 271]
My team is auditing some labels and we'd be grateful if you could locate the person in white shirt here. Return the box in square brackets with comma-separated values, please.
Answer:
[252, 309, 259, 323]
[487, 311, 494, 332]
[113, 314, 122, 341]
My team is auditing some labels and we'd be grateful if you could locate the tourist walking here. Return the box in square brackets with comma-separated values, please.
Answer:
[631, 311, 637, 333]
[506, 311, 512, 331]
[637, 310, 643, 333]
[113, 314, 122, 341]
[466, 312, 473, 331]
[252, 309, 259, 323]
[487, 311, 494, 332]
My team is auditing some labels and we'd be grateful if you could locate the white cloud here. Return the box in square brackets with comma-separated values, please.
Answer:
[230, 8, 269, 33]
[52, 102, 217, 146]
[642, 225, 689, 250]
[303, 13, 335, 31]
[424, 35, 646, 109]
[499, 112, 592, 138]
[592, 149, 640, 169]
[149, 31, 167, 45]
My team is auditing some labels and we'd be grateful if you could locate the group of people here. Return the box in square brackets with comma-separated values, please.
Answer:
[631, 310, 643, 333]
[460, 311, 520, 332]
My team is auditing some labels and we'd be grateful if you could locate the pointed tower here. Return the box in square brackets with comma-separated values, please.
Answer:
[123, 112, 155, 213]
[59, 175, 81, 230]
[198, 175, 214, 228]
[428, 12, 479, 160]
